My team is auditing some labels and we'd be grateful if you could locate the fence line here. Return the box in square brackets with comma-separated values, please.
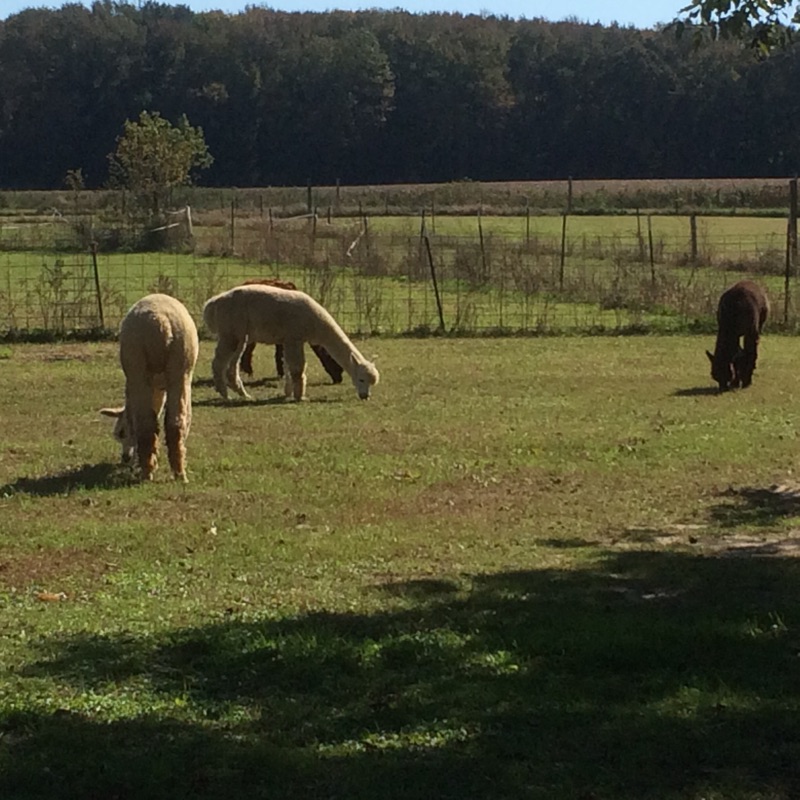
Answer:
[1, 216, 798, 338]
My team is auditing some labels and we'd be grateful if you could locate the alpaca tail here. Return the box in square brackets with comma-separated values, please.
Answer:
[202, 296, 220, 335]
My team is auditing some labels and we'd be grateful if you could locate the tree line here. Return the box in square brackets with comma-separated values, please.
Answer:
[1, 1, 800, 190]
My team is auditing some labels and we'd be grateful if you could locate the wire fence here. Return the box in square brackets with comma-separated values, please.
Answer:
[0, 212, 797, 338]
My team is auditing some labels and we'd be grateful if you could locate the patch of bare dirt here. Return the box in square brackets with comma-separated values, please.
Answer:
[357, 467, 584, 527]
[0, 545, 114, 593]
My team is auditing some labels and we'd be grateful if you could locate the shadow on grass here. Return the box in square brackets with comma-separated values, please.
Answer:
[193, 395, 345, 408]
[192, 395, 288, 409]
[6, 550, 800, 799]
[0, 462, 135, 497]
[710, 485, 800, 528]
[672, 385, 720, 397]
[194, 377, 338, 390]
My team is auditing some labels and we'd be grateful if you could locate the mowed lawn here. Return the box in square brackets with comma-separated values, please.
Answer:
[3, 335, 800, 799]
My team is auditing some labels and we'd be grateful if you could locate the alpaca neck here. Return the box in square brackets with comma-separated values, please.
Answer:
[312, 314, 365, 378]
[713, 331, 740, 362]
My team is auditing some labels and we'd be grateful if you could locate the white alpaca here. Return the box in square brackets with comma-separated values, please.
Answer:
[202, 284, 379, 401]
[100, 294, 199, 482]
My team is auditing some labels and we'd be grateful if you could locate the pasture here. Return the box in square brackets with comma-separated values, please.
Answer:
[2, 335, 800, 799]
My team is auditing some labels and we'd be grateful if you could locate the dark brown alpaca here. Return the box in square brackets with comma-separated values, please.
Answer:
[236, 279, 344, 384]
[706, 280, 769, 391]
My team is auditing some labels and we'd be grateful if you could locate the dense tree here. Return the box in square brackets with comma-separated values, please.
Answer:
[1, 3, 800, 189]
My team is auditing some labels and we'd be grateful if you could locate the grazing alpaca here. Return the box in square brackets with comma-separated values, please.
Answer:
[203, 284, 379, 401]
[238, 279, 343, 384]
[100, 294, 199, 481]
[706, 280, 769, 391]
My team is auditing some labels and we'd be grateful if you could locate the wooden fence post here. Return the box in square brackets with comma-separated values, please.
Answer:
[786, 218, 792, 325]
[478, 208, 487, 281]
[790, 177, 798, 264]
[559, 212, 567, 290]
[423, 234, 445, 332]
[690, 214, 698, 264]
[90, 241, 104, 328]
[525, 199, 530, 245]
[230, 199, 235, 252]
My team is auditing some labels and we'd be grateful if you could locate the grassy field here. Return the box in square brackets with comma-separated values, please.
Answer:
[1, 176, 796, 217]
[2, 336, 800, 799]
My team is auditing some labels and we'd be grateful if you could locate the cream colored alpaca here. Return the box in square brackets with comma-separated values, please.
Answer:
[100, 294, 199, 482]
[202, 284, 379, 401]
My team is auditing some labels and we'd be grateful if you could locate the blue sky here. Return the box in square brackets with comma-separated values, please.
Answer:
[1, 0, 684, 28]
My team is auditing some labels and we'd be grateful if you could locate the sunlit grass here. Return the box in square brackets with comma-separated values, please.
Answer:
[2, 336, 800, 797]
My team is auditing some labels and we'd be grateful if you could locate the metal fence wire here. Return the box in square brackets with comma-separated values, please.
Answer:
[0, 212, 797, 337]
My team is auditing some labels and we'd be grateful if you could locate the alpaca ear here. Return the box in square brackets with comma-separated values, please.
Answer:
[99, 407, 124, 418]
[705, 350, 714, 363]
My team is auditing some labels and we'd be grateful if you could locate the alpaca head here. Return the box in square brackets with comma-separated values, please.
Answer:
[99, 406, 135, 463]
[350, 353, 380, 400]
[706, 349, 738, 392]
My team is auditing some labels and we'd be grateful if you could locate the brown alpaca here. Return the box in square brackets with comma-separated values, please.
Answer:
[237, 279, 343, 384]
[706, 280, 769, 391]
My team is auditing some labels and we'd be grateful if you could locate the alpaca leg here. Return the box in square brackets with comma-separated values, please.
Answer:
[741, 333, 758, 387]
[239, 341, 256, 376]
[225, 338, 251, 399]
[312, 344, 343, 384]
[211, 337, 237, 399]
[275, 344, 285, 378]
[127, 382, 159, 480]
[150, 387, 166, 471]
[165, 377, 192, 482]
[282, 340, 307, 401]
[123, 380, 158, 479]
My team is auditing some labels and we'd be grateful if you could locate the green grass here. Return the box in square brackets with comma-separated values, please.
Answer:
[3, 336, 800, 798]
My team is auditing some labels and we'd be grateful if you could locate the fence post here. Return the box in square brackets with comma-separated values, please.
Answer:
[567, 176, 573, 213]
[636, 208, 645, 262]
[559, 212, 567, 290]
[90, 241, 104, 329]
[690, 214, 698, 263]
[478, 208, 487, 281]
[423, 234, 446, 332]
[790, 177, 798, 265]
[647, 214, 655, 284]
[786, 218, 792, 325]
[230, 199, 235, 252]
[525, 199, 530, 245]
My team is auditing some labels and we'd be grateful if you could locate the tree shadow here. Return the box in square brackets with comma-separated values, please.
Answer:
[7, 549, 800, 798]
[0, 461, 135, 497]
[709, 485, 800, 528]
